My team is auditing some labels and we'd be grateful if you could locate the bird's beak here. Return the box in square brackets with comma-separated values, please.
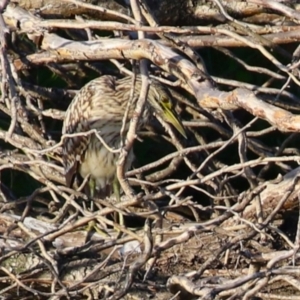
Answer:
[163, 106, 187, 139]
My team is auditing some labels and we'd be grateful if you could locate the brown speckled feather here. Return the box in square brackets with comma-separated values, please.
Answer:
[62, 76, 118, 187]
[62, 75, 182, 196]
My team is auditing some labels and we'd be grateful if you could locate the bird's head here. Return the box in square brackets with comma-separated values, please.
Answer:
[148, 81, 187, 139]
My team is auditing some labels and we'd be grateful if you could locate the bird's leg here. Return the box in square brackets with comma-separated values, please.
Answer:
[86, 177, 108, 236]
[85, 177, 96, 232]
[89, 177, 95, 199]
[112, 176, 124, 227]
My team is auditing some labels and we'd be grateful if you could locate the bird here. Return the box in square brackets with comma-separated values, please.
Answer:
[61, 75, 186, 198]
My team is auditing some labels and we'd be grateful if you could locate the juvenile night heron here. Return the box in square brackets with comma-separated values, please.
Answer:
[62, 75, 186, 198]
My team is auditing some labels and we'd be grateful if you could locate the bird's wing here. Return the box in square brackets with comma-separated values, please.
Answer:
[61, 76, 117, 187]
[62, 94, 92, 187]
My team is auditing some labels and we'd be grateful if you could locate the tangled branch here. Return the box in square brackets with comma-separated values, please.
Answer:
[1, 0, 300, 299]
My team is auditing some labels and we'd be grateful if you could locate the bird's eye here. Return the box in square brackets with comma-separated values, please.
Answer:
[160, 96, 172, 110]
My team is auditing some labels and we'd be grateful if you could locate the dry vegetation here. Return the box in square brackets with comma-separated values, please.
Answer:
[1, 0, 300, 299]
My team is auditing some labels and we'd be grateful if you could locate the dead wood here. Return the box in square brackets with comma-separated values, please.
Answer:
[1, 0, 300, 299]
